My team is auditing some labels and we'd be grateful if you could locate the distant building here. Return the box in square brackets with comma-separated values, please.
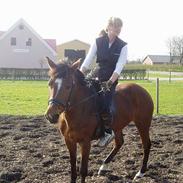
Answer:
[0, 18, 57, 68]
[143, 55, 180, 65]
[57, 39, 90, 62]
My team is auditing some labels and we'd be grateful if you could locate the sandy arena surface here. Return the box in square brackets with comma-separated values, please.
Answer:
[0, 115, 182, 183]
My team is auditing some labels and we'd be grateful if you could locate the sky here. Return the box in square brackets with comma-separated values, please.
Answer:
[0, 0, 183, 60]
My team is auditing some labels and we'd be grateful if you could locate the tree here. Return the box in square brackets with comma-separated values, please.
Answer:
[166, 36, 183, 64]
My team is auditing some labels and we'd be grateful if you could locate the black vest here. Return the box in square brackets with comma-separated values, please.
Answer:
[95, 35, 127, 81]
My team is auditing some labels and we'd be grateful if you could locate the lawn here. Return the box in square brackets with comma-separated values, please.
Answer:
[128, 80, 183, 115]
[0, 80, 183, 115]
[0, 80, 48, 115]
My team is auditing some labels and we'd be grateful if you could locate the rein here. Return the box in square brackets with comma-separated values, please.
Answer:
[48, 78, 104, 112]
[69, 89, 103, 109]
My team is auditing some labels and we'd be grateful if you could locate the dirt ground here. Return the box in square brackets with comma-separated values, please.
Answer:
[0, 115, 182, 183]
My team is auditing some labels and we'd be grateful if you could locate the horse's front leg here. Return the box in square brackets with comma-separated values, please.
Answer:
[65, 138, 77, 183]
[79, 140, 91, 183]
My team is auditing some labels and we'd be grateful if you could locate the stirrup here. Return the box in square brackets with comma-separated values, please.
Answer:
[97, 131, 115, 147]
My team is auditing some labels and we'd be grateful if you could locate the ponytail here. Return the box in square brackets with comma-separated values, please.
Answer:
[99, 29, 107, 37]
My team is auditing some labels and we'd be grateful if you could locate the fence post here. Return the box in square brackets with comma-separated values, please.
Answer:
[169, 70, 171, 83]
[147, 69, 149, 80]
[156, 78, 159, 114]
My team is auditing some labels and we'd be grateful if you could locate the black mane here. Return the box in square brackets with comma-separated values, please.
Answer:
[49, 61, 101, 92]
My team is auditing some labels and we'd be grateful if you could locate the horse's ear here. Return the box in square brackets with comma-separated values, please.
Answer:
[71, 58, 82, 70]
[46, 57, 56, 70]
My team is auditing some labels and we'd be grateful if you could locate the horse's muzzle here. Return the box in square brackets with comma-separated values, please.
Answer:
[44, 113, 59, 124]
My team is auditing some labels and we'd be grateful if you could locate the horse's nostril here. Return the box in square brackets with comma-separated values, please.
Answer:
[45, 113, 59, 124]
[52, 114, 59, 123]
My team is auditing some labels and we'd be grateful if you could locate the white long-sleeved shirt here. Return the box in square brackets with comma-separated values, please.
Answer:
[80, 40, 128, 75]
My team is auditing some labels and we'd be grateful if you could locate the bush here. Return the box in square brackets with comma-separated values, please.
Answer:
[121, 69, 146, 80]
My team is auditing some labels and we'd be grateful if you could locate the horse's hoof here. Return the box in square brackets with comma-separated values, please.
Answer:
[98, 169, 106, 176]
[98, 164, 110, 175]
[133, 170, 145, 181]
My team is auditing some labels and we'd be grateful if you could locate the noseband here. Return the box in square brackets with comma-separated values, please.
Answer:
[48, 79, 75, 111]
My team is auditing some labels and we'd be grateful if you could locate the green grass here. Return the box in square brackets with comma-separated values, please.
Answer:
[0, 80, 48, 115]
[0, 80, 183, 115]
[121, 80, 183, 115]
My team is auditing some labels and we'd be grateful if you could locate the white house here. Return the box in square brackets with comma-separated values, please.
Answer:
[143, 55, 181, 65]
[143, 55, 170, 65]
[0, 18, 57, 68]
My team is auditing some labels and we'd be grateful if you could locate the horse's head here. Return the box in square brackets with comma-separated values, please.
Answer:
[44, 57, 83, 124]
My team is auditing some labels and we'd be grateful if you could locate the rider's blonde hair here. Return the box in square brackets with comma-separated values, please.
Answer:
[106, 17, 123, 30]
[99, 17, 123, 36]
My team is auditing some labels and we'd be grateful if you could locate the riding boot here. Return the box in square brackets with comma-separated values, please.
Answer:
[97, 111, 115, 147]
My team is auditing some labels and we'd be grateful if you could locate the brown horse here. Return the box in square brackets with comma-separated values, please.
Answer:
[45, 57, 154, 183]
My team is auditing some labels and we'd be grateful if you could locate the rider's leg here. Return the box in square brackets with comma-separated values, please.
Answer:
[97, 85, 116, 147]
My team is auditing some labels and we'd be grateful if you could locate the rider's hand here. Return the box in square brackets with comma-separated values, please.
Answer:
[101, 80, 113, 92]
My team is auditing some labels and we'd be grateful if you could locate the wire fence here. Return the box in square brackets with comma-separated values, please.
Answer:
[0, 68, 147, 80]
[0, 68, 49, 80]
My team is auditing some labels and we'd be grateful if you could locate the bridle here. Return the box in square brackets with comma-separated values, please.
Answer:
[48, 78, 75, 111]
[48, 77, 103, 112]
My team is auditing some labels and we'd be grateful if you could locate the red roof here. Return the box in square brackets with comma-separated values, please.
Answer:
[44, 39, 57, 51]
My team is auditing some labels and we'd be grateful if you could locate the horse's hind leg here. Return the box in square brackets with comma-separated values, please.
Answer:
[98, 131, 124, 175]
[134, 120, 151, 180]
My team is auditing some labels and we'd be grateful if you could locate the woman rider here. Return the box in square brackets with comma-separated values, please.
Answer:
[80, 17, 128, 147]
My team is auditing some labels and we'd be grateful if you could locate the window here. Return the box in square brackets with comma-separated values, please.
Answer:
[11, 37, 16, 46]
[26, 38, 32, 46]
[64, 49, 85, 61]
